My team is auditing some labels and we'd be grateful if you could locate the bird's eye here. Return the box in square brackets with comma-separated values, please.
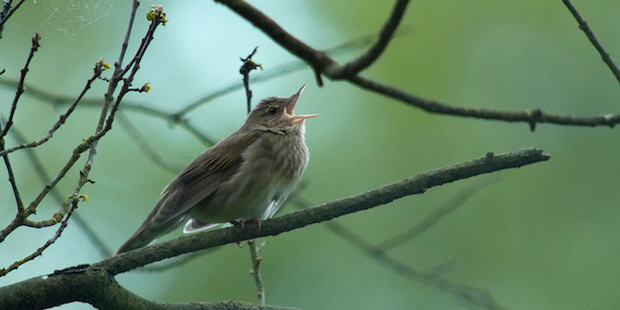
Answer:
[267, 107, 278, 115]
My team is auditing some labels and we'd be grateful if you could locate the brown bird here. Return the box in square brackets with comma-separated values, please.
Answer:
[116, 85, 318, 254]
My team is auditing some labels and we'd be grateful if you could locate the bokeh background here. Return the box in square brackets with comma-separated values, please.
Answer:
[2, 0, 620, 309]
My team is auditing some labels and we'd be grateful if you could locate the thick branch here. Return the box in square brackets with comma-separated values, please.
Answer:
[0, 148, 547, 309]
[0, 266, 296, 310]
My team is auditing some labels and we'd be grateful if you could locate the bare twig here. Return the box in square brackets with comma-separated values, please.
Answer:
[99, 4, 164, 137]
[0, 0, 26, 38]
[0, 60, 107, 157]
[0, 124, 23, 213]
[240, 46, 262, 114]
[116, 0, 141, 78]
[117, 112, 185, 173]
[248, 239, 267, 305]
[289, 178, 501, 309]
[561, 0, 620, 84]
[0, 195, 83, 277]
[240, 47, 268, 304]
[0, 33, 40, 140]
[0, 60, 109, 245]
[295, 200, 506, 310]
[377, 177, 497, 251]
[334, 0, 409, 78]
[0, 2, 168, 274]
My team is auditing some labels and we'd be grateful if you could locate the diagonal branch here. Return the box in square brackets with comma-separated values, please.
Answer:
[101, 147, 549, 275]
[335, 0, 410, 78]
[215, 0, 620, 128]
[305, 204, 507, 310]
[561, 0, 620, 84]
[376, 177, 496, 251]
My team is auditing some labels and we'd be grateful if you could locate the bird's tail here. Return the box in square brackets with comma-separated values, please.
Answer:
[116, 214, 188, 255]
[115, 230, 156, 254]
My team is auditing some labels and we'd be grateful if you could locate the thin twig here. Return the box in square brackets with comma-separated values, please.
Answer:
[0, 33, 40, 140]
[289, 179, 504, 309]
[335, 0, 409, 78]
[248, 239, 266, 305]
[292, 197, 506, 310]
[0, 2, 167, 259]
[117, 112, 185, 173]
[0, 196, 82, 277]
[0, 80, 219, 146]
[116, 0, 141, 77]
[0, 60, 107, 157]
[102, 5, 166, 136]
[239, 47, 268, 303]
[240, 46, 262, 114]
[0, 124, 23, 213]
[0, 59, 115, 244]
[377, 177, 497, 251]
[97, 0, 141, 135]
[561, 0, 620, 85]
[0, 0, 26, 38]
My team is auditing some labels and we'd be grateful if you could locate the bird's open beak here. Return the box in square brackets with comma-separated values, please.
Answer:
[286, 84, 320, 123]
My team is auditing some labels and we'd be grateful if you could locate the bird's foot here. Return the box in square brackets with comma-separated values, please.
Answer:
[231, 219, 262, 247]
[231, 219, 262, 231]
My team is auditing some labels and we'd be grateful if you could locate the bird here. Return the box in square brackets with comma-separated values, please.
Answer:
[116, 85, 318, 254]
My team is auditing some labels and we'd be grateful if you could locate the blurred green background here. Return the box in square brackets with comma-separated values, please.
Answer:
[2, 0, 620, 309]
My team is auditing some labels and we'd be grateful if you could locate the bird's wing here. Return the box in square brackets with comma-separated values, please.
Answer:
[162, 130, 260, 220]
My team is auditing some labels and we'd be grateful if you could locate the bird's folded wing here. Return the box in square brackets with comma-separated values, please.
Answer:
[160, 130, 260, 221]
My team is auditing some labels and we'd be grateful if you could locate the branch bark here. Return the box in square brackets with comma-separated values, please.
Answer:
[0, 147, 548, 309]
[0, 265, 296, 310]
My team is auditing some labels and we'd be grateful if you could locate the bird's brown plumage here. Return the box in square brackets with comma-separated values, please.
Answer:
[116, 85, 317, 254]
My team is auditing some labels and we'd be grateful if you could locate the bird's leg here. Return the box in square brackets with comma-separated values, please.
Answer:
[230, 219, 263, 231]
[246, 218, 263, 232]
[230, 219, 262, 247]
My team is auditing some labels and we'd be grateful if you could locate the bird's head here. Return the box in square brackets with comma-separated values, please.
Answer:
[245, 84, 319, 132]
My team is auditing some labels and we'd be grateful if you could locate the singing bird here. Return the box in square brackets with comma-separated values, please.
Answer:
[116, 85, 318, 254]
